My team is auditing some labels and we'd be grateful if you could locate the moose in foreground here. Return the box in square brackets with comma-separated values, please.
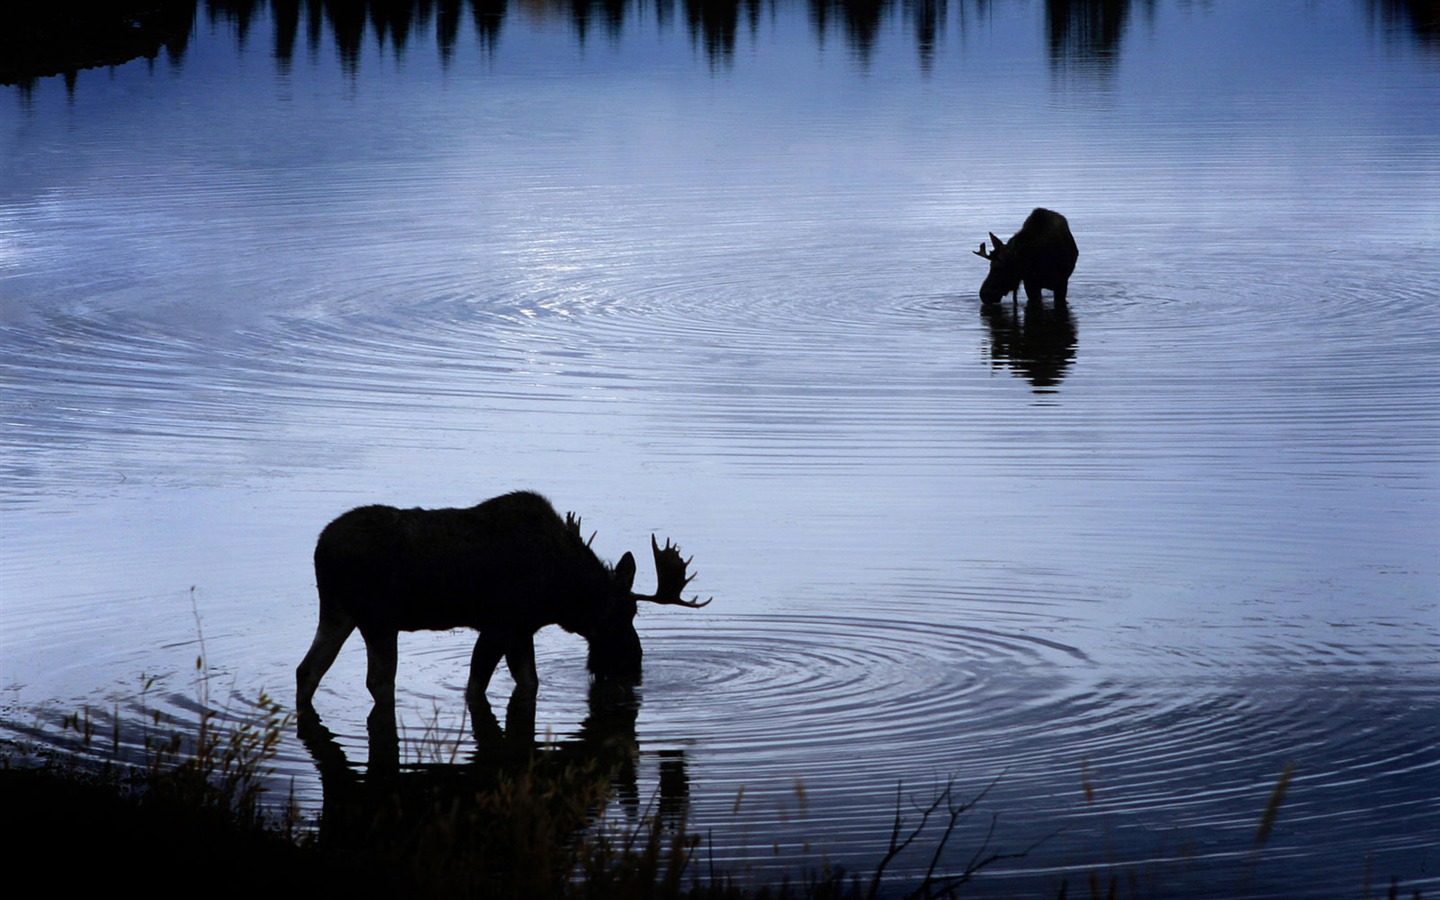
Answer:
[296, 491, 710, 713]
[972, 208, 1079, 306]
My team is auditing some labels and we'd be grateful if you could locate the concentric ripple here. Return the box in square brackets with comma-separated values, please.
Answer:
[619, 614, 1439, 895]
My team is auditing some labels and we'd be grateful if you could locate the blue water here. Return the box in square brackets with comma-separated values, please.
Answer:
[3, 1, 1438, 896]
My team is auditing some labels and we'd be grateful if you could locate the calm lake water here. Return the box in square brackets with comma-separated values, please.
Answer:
[3, 0, 1438, 895]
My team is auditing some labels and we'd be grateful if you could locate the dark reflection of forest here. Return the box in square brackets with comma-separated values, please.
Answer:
[1046, 0, 1141, 84]
[5, 0, 1436, 87]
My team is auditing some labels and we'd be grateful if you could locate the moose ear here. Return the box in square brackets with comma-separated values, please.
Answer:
[614, 552, 637, 592]
[988, 232, 1005, 250]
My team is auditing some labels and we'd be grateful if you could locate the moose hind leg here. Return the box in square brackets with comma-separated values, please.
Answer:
[362, 628, 399, 708]
[297, 610, 356, 711]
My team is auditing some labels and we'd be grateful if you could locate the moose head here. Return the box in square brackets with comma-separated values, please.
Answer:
[571, 511, 711, 681]
[973, 233, 1023, 305]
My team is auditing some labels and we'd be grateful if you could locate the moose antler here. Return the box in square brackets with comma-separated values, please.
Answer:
[643, 535, 712, 607]
[564, 511, 596, 547]
[974, 231, 1008, 259]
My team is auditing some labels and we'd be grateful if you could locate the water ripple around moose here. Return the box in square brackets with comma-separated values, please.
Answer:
[589, 612, 1436, 894]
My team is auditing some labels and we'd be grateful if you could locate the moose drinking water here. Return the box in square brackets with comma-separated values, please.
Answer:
[296, 491, 710, 713]
[972, 208, 1079, 306]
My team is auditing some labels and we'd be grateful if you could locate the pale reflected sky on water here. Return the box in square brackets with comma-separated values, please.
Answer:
[3, 2, 1438, 896]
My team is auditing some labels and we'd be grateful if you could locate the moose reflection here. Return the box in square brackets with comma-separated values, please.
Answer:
[980, 301, 1078, 391]
[296, 678, 689, 894]
[296, 491, 710, 715]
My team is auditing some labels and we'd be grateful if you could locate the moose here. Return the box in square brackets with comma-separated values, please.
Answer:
[296, 491, 710, 713]
[972, 208, 1079, 306]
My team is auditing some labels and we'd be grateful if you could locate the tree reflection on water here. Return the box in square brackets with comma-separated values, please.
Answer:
[6, 0, 1437, 89]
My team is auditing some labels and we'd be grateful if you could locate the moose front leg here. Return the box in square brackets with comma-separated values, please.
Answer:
[467, 629, 538, 706]
[468, 629, 507, 707]
[505, 633, 538, 695]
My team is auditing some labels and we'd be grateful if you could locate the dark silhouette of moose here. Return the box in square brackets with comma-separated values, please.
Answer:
[973, 208, 1079, 306]
[296, 491, 710, 713]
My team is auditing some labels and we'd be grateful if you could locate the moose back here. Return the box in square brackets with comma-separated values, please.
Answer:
[972, 208, 1079, 305]
[296, 491, 709, 713]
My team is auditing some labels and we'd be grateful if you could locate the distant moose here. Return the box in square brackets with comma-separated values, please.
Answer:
[972, 208, 1079, 306]
[296, 491, 710, 713]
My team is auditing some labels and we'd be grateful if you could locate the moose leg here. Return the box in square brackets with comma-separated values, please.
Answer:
[467, 629, 508, 707]
[362, 628, 399, 708]
[1023, 279, 1044, 305]
[296, 609, 356, 711]
[505, 634, 539, 695]
[1053, 280, 1069, 306]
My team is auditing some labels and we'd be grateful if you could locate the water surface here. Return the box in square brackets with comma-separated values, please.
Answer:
[3, 1, 1438, 896]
